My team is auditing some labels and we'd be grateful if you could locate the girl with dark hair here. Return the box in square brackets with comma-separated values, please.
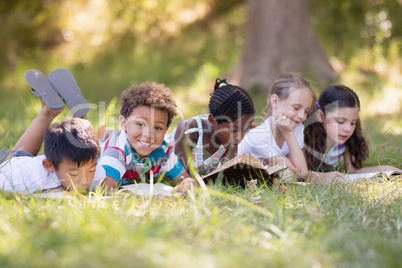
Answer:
[304, 85, 401, 183]
[170, 78, 255, 175]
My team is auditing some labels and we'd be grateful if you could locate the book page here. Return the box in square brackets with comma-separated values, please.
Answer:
[121, 183, 173, 196]
[217, 153, 266, 170]
[34, 191, 68, 198]
[344, 170, 400, 183]
[264, 162, 287, 175]
[203, 153, 286, 180]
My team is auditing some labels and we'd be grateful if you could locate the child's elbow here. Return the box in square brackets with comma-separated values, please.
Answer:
[289, 166, 308, 178]
[298, 169, 309, 178]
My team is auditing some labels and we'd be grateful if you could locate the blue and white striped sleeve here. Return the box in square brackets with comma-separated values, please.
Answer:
[98, 147, 126, 183]
[161, 148, 184, 180]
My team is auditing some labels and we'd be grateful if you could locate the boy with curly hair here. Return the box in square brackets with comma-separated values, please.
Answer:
[99, 82, 195, 194]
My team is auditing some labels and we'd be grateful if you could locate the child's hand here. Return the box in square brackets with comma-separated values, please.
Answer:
[273, 114, 293, 133]
[311, 171, 345, 184]
[42, 186, 65, 193]
[172, 177, 195, 197]
[156, 194, 176, 203]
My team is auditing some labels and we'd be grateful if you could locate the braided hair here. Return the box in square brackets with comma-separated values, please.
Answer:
[209, 78, 255, 123]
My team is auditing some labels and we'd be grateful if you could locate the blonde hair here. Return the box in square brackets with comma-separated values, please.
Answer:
[262, 73, 316, 117]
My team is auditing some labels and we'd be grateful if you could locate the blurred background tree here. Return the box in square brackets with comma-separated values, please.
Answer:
[232, 0, 337, 91]
[0, 0, 401, 114]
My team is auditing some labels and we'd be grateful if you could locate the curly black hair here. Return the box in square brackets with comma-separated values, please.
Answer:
[120, 82, 178, 126]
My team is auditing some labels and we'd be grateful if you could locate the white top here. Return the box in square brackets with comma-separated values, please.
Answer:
[167, 114, 226, 175]
[238, 117, 304, 159]
[0, 155, 106, 194]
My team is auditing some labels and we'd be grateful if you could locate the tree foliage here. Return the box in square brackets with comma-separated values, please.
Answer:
[310, 0, 402, 61]
[1, 0, 401, 78]
[0, 1, 64, 69]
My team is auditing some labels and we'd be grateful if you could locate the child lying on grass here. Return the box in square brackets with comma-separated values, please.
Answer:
[99, 82, 195, 196]
[303, 85, 402, 183]
[0, 69, 104, 193]
[169, 78, 255, 176]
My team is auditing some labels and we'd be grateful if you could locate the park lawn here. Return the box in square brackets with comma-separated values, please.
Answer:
[1, 179, 402, 267]
[1, 2, 401, 265]
[0, 64, 401, 267]
[0, 89, 401, 267]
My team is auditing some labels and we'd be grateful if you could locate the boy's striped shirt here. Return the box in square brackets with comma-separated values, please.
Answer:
[99, 130, 184, 186]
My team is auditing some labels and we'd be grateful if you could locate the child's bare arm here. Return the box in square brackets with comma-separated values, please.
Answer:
[101, 175, 118, 194]
[300, 148, 345, 182]
[14, 97, 64, 156]
[343, 149, 356, 172]
[263, 155, 306, 177]
[283, 132, 308, 177]
[344, 150, 401, 173]
[307, 170, 346, 184]
[274, 115, 308, 177]
[355, 166, 402, 173]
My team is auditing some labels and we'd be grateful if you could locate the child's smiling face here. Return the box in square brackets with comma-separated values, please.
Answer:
[322, 106, 359, 146]
[271, 87, 313, 128]
[120, 105, 168, 159]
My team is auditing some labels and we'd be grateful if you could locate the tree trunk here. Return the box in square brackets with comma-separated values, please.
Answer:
[232, 0, 337, 90]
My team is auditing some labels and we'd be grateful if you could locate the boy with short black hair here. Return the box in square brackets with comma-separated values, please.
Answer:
[99, 82, 195, 193]
[0, 69, 104, 193]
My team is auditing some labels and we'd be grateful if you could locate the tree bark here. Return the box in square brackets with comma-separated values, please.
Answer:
[232, 0, 337, 90]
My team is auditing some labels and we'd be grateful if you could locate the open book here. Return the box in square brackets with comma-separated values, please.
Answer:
[202, 153, 287, 184]
[33, 183, 176, 198]
[121, 183, 176, 196]
[293, 170, 402, 186]
[343, 170, 401, 183]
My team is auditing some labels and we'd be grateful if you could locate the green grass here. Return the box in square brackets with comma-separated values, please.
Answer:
[1, 4, 402, 266]
[1, 182, 402, 267]
[1, 53, 402, 268]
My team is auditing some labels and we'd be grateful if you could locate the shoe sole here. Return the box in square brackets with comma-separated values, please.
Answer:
[24, 69, 64, 110]
[48, 68, 89, 118]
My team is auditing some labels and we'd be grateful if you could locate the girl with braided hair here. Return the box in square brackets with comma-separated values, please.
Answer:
[170, 78, 255, 175]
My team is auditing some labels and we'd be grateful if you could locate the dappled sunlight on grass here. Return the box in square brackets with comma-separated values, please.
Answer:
[338, 58, 402, 141]
[380, 114, 402, 135]
[360, 113, 401, 167]
[338, 47, 402, 127]
[1, 165, 402, 266]
[352, 180, 402, 205]
[3, 182, 401, 267]
[173, 62, 221, 122]
[362, 86, 402, 117]
[1, 2, 402, 266]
